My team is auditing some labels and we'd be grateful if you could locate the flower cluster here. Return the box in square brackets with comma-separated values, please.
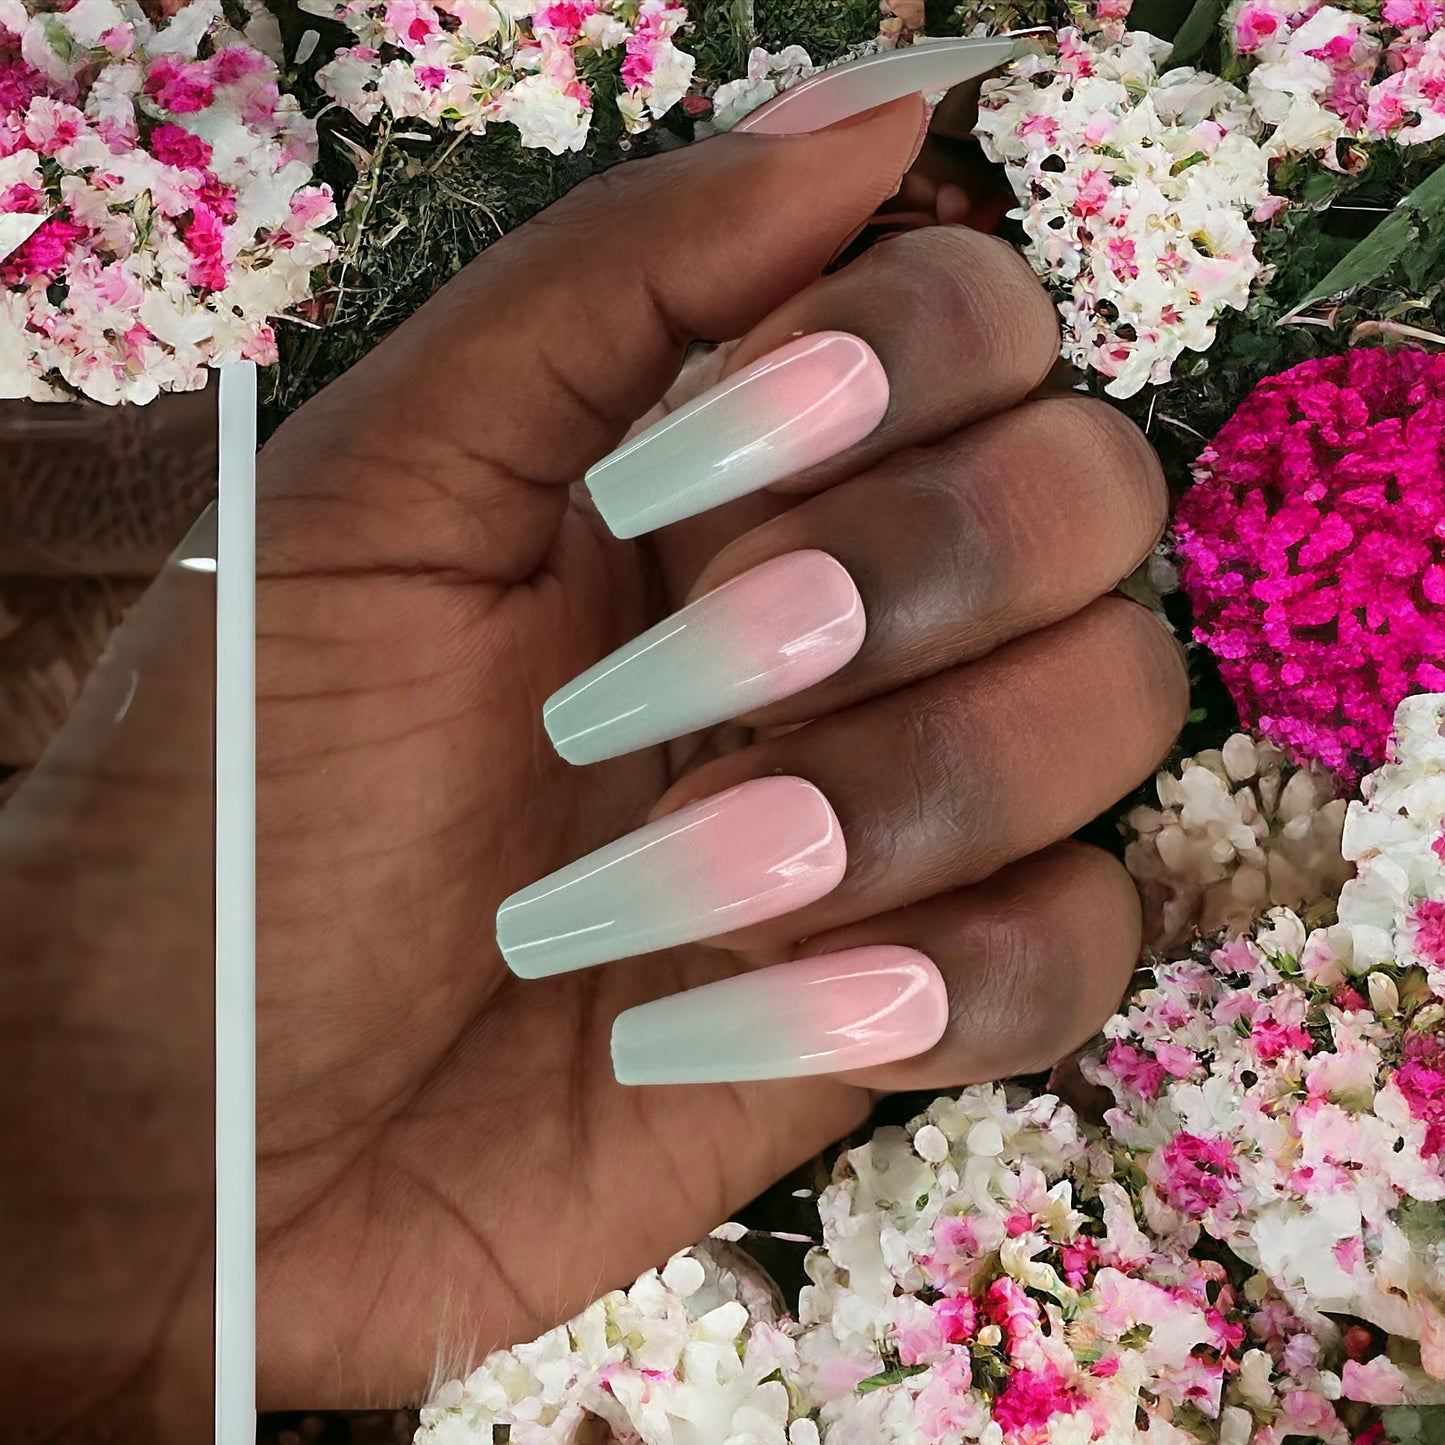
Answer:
[1091, 694, 1445, 1380]
[0, 0, 335, 404]
[1228, 0, 1445, 162]
[710, 45, 819, 132]
[1124, 732, 1351, 953]
[795, 1087, 1362, 1445]
[1176, 347, 1445, 785]
[303, 0, 695, 153]
[416, 1234, 807, 1445]
[1087, 912, 1445, 1385]
[973, 18, 1276, 399]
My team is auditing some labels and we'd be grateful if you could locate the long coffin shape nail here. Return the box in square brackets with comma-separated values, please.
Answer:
[544, 551, 865, 766]
[584, 331, 888, 540]
[611, 945, 949, 1085]
[496, 776, 845, 979]
[732, 36, 1020, 136]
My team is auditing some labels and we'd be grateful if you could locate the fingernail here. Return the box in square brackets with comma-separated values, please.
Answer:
[584, 331, 888, 540]
[611, 945, 948, 1085]
[732, 37, 1018, 136]
[496, 776, 846, 978]
[544, 551, 865, 765]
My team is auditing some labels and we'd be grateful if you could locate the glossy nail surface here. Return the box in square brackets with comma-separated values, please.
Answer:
[611, 945, 949, 1085]
[496, 776, 846, 978]
[585, 331, 888, 540]
[732, 36, 1020, 135]
[545, 551, 865, 766]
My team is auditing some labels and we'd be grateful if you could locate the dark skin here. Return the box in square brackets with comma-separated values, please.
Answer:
[0, 96, 1187, 1427]
[253, 97, 1185, 1404]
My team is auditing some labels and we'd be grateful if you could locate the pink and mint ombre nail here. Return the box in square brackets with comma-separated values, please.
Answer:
[495, 776, 846, 979]
[544, 550, 865, 766]
[584, 331, 889, 540]
[610, 945, 949, 1085]
[730, 36, 1019, 136]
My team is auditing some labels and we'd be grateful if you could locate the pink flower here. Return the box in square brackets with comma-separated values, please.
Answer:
[383, 0, 441, 47]
[208, 47, 269, 86]
[1059, 1238, 1100, 1287]
[1234, 2, 1283, 52]
[1106, 1041, 1166, 1098]
[986, 1276, 1043, 1350]
[1018, 111, 1060, 145]
[1154, 1041, 1200, 1079]
[1252, 1017, 1311, 1061]
[934, 1294, 976, 1343]
[145, 55, 215, 113]
[0, 215, 86, 283]
[1155, 1132, 1242, 1218]
[1177, 349, 1445, 784]
[0, 181, 43, 213]
[991, 1363, 1079, 1436]
[1414, 899, 1445, 970]
[148, 122, 213, 170]
[1396, 1030, 1445, 1154]
[181, 205, 228, 290]
[1072, 166, 1112, 218]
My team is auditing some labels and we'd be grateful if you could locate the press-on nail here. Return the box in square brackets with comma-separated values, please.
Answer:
[611, 945, 948, 1085]
[584, 331, 888, 540]
[732, 37, 1019, 136]
[544, 551, 865, 766]
[496, 776, 846, 978]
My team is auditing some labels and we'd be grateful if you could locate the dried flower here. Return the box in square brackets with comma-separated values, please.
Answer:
[0, 0, 334, 404]
[1125, 732, 1351, 952]
[302, 0, 695, 151]
[974, 22, 1274, 398]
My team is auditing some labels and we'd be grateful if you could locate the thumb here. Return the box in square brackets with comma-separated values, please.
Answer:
[259, 96, 926, 580]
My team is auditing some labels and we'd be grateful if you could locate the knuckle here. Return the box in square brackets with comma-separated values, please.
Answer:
[1030, 397, 1169, 551]
[1097, 595, 1192, 740]
[891, 451, 1021, 624]
[980, 847, 1138, 1071]
[896, 692, 994, 865]
[868, 228, 1060, 389]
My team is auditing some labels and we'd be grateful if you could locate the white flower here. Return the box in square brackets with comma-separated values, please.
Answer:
[1124, 733, 1350, 953]
[494, 73, 589, 152]
[975, 27, 1276, 399]
[710, 45, 819, 130]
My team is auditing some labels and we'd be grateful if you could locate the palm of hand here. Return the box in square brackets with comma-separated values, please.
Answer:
[256, 465, 868, 1405]
[250, 97, 1172, 1410]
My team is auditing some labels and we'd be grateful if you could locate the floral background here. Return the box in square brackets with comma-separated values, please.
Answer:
[5, 0, 1445, 1439]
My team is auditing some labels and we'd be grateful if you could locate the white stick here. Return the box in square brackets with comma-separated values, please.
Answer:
[215, 360, 257, 1445]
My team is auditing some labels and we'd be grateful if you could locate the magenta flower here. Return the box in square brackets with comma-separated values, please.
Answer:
[991, 1363, 1079, 1435]
[1397, 1031, 1445, 1155]
[1177, 348, 1445, 785]
[1156, 1131, 1242, 1218]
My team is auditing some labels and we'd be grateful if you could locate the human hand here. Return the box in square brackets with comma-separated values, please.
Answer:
[254, 94, 1186, 1406]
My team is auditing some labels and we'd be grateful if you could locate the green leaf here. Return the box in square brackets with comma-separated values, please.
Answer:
[1126, 0, 1195, 41]
[1286, 158, 1445, 315]
[1165, 0, 1226, 65]
[1384, 1404, 1445, 1445]
[857, 1364, 929, 1394]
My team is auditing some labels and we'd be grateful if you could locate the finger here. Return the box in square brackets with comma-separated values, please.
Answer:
[542, 394, 1164, 765]
[817, 844, 1141, 1090]
[606, 843, 1138, 1087]
[659, 596, 1187, 947]
[692, 396, 1167, 723]
[496, 598, 1185, 979]
[582, 224, 1060, 541]
[258, 97, 927, 579]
